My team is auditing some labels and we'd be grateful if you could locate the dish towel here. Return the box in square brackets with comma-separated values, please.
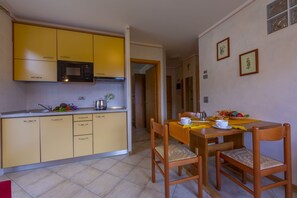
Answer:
[231, 125, 247, 131]
[183, 124, 209, 129]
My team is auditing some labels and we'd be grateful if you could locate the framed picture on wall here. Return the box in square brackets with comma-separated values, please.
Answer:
[216, 37, 230, 61]
[239, 49, 259, 76]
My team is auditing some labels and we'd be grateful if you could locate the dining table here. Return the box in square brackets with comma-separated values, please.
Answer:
[168, 118, 281, 197]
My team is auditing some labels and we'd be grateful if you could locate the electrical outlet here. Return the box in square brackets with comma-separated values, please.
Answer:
[203, 74, 208, 79]
[78, 96, 85, 100]
[203, 96, 208, 103]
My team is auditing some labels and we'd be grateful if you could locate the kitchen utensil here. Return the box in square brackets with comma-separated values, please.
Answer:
[95, 100, 107, 110]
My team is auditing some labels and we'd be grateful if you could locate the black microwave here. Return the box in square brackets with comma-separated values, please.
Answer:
[57, 61, 94, 82]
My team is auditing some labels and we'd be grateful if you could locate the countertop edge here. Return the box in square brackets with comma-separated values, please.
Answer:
[0, 108, 127, 118]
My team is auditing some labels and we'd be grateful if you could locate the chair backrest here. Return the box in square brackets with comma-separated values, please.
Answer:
[252, 123, 291, 171]
[178, 112, 196, 119]
[150, 118, 169, 161]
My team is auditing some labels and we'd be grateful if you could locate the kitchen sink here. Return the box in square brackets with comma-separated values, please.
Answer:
[107, 106, 126, 110]
[26, 109, 51, 113]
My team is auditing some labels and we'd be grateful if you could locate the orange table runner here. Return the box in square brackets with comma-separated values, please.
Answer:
[168, 118, 260, 145]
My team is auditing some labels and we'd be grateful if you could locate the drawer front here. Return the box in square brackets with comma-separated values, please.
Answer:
[73, 114, 92, 121]
[74, 135, 93, 157]
[74, 121, 93, 135]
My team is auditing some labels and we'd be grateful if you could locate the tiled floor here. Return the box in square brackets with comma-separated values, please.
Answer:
[0, 127, 295, 198]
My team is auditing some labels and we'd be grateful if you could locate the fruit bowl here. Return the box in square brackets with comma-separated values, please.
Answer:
[217, 110, 249, 119]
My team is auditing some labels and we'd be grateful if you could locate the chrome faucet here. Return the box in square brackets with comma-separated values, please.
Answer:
[38, 104, 52, 112]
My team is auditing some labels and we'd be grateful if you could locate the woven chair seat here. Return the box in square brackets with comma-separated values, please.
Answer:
[222, 147, 283, 170]
[155, 144, 197, 162]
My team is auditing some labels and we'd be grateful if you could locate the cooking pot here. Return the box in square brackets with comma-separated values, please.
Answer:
[95, 100, 107, 110]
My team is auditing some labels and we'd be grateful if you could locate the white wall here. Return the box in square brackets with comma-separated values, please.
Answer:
[0, 9, 26, 112]
[130, 42, 166, 123]
[199, 0, 297, 184]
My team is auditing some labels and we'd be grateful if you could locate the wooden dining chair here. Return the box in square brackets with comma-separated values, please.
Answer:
[178, 112, 219, 144]
[150, 118, 203, 198]
[216, 123, 292, 198]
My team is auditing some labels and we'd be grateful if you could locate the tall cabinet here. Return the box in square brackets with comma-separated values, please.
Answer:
[13, 23, 57, 81]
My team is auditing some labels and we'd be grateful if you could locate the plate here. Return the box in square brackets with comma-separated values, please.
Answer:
[178, 122, 190, 126]
[212, 124, 232, 130]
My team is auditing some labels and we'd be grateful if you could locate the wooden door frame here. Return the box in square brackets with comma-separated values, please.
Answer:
[130, 58, 161, 124]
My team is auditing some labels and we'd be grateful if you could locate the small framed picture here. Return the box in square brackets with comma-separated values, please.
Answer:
[239, 49, 259, 76]
[217, 37, 230, 61]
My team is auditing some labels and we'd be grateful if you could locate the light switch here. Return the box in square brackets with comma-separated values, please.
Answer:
[203, 96, 208, 103]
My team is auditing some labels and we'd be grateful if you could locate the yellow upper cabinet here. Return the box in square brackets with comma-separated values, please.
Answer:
[94, 35, 124, 78]
[57, 29, 93, 62]
[14, 23, 57, 61]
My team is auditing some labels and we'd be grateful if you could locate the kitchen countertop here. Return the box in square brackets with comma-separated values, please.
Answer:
[0, 107, 127, 118]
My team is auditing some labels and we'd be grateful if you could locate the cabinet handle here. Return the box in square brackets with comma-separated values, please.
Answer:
[30, 76, 42, 79]
[51, 118, 63, 121]
[43, 56, 54, 59]
[78, 116, 89, 119]
[60, 56, 70, 59]
[78, 137, 89, 140]
[24, 120, 36, 123]
[78, 123, 88, 126]
[96, 73, 105, 75]
[95, 115, 105, 118]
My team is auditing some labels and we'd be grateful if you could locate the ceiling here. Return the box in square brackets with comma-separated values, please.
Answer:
[1, 0, 250, 59]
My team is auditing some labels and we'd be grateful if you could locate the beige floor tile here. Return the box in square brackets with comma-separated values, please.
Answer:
[85, 173, 121, 197]
[172, 180, 207, 198]
[56, 163, 87, 179]
[23, 173, 65, 197]
[105, 180, 143, 198]
[109, 154, 128, 161]
[46, 163, 68, 173]
[6, 169, 33, 181]
[107, 161, 134, 178]
[91, 158, 118, 171]
[145, 172, 176, 195]
[121, 154, 144, 165]
[124, 167, 150, 186]
[12, 189, 32, 198]
[12, 168, 52, 187]
[70, 167, 103, 186]
[79, 158, 102, 166]
[138, 157, 152, 169]
[39, 180, 82, 198]
[139, 188, 165, 198]
[72, 188, 101, 198]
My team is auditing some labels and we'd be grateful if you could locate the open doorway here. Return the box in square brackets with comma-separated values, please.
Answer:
[131, 59, 160, 143]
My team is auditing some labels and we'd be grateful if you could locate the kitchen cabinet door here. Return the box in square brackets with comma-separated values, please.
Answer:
[94, 35, 124, 78]
[14, 23, 57, 61]
[2, 117, 40, 168]
[14, 59, 57, 81]
[40, 115, 73, 162]
[93, 112, 127, 154]
[57, 29, 93, 62]
[74, 135, 93, 157]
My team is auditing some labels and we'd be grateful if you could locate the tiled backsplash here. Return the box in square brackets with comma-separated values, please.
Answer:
[25, 81, 126, 110]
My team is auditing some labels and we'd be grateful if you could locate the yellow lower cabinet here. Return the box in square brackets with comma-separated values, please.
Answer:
[93, 112, 127, 154]
[40, 115, 73, 162]
[2, 117, 40, 168]
[74, 121, 93, 135]
[74, 135, 93, 157]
